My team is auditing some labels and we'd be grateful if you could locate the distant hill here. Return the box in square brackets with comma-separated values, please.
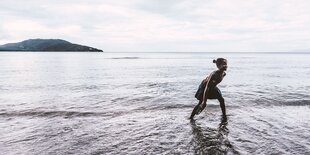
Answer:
[0, 39, 103, 52]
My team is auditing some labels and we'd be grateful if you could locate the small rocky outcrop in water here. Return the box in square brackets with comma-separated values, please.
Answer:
[0, 39, 103, 52]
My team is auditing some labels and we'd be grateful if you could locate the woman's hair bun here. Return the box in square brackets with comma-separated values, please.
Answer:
[213, 59, 216, 63]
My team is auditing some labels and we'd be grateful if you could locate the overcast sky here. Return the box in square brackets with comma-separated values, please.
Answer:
[1, 0, 310, 52]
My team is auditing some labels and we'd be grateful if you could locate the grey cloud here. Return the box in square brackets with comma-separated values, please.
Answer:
[1, 0, 310, 52]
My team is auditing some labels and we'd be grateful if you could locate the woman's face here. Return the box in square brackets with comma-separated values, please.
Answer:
[218, 60, 228, 71]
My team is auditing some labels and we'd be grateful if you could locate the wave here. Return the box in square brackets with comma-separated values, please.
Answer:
[111, 57, 140, 59]
[3, 99, 305, 119]
[0, 110, 108, 118]
[247, 98, 310, 107]
[281, 100, 310, 106]
[107, 57, 210, 60]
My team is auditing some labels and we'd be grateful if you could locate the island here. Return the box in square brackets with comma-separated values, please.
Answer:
[0, 39, 103, 52]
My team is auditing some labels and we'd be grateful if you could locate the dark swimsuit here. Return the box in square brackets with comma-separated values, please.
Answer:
[195, 71, 225, 100]
[195, 82, 222, 100]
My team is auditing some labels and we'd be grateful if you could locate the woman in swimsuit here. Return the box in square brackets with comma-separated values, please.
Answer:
[190, 58, 228, 119]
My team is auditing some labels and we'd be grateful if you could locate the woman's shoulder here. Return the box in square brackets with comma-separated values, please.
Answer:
[213, 70, 221, 75]
[212, 70, 226, 78]
[214, 70, 226, 74]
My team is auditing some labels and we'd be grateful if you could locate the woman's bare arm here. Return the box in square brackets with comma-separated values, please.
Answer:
[202, 72, 215, 103]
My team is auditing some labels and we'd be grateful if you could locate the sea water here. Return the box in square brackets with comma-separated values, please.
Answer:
[0, 52, 309, 154]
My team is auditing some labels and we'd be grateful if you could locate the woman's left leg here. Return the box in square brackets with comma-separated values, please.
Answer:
[218, 97, 226, 117]
[213, 87, 226, 117]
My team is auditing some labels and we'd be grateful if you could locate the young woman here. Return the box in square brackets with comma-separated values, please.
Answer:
[190, 58, 228, 119]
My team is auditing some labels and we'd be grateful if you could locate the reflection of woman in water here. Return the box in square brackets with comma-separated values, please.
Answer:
[190, 116, 239, 154]
[190, 58, 228, 119]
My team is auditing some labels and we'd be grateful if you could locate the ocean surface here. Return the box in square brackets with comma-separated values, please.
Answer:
[0, 52, 309, 155]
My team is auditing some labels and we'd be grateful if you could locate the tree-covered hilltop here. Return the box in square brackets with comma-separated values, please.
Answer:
[0, 39, 103, 52]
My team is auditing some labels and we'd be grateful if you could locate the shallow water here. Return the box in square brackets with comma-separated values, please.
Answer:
[0, 52, 309, 154]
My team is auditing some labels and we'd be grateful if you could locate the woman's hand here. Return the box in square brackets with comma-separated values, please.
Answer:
[200, 101, 207, 110]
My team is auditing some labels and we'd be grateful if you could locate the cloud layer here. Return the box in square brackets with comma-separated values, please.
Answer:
[1, 0, 310, 52]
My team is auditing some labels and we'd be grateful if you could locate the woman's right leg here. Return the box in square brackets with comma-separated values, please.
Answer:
[190, 100, 202, 119]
